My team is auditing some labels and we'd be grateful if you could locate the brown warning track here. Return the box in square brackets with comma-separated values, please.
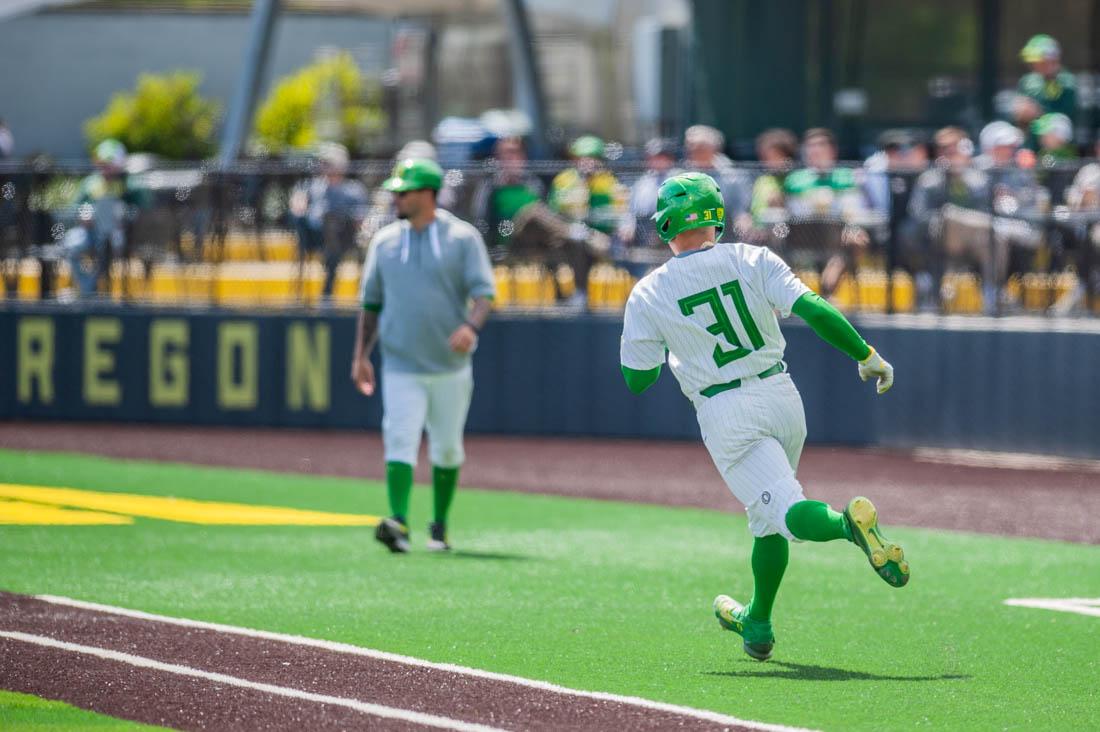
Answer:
[0, 592, 764, 731]
[1, 421, 1098, 543]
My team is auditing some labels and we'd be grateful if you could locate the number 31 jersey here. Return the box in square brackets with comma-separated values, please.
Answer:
[620, 242, 811, 407]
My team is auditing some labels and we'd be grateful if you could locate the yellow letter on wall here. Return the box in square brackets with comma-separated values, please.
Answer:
[150, 320, 189, 407]
[286, 322, 330, 412]
[83, 318, 122, 406]
[17, 317, 55, 405]
[218, 321, 258, 410]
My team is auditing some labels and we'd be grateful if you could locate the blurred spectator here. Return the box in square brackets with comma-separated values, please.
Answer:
[783, 128, 871, 299]
[1033, 113, 1077, 164]
[1017, 35, 1077, 124]
[549, 135, 626, 237]
[863, 129, 928, 216]
[470, 137, 545, 253]
[0, 119, 12, 159]
[977, 121, 1044, 309]
[1066, 139, 1100, 210]
[63, 139, 149, 297]
[539, 135, 624, 305]
[784, 128, 864, 217]
[1054, 138, 1100, 313]
[619, 137, 681, 249]
[749, 128, 798, 225]
[288, 142, 367, 303]
[906, 127, 989, 308]
[681, 124, 751, 237]
[1030, 113, 1078, 205]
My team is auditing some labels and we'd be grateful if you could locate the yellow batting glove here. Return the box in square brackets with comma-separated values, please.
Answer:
[858, 346, 894, 395]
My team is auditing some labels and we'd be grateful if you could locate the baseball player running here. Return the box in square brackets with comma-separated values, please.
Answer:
[620, 172, 907, 661]
[352, 157, 495, 553]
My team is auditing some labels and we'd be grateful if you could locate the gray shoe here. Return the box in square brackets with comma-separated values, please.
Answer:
[375, 517, 410, 554]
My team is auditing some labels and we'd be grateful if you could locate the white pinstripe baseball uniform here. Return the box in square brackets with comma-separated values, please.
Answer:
[620, 242, 812, 539]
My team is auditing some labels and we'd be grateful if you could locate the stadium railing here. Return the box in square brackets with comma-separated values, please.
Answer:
[1, 158, 1096, 317]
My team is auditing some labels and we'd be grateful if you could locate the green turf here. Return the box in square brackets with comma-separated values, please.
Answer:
[0, 691, 167, 730]
[1, 448, 1098, 731]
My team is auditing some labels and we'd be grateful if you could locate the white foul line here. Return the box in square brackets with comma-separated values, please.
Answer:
[0, 630, 503, 732]
[1004, 598, 1100, 618]
[35, 593, 815, 732]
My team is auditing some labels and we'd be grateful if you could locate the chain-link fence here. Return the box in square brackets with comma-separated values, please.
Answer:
[1, 158, 1098, 316]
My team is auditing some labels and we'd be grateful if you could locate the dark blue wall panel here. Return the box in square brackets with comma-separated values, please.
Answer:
[2, 304, 1098, 458]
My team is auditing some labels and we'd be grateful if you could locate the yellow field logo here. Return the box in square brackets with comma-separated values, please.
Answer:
[0, 484, 380, 526]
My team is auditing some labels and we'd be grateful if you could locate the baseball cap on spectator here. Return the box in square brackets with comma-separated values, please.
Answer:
[396, 139, 438, 161]
[1020, 34, 1061, 62]
[644, 137, 678, 158]
[94, 138, 127, 168]
[1032, 113, 1073, 143]
[979, 121, 1024, 152]
[570, 135, 605, 159]
[684, 125, 725, 150]
[316, 142, 349, 172]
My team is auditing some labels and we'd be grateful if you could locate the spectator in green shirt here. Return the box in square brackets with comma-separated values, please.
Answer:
[470, 137, 545, 252]
[783, 128, 864, 218]
[1016, 35, 1077, 131]
[750, 128, 798, 224]
[1032, 113, 1078, 164]
[64, 139, 149, 297]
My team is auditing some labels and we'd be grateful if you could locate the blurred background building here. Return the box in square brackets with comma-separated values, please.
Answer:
[2, 0, 1098, 160]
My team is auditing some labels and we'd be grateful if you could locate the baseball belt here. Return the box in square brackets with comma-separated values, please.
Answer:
[700, 362, 786, 399]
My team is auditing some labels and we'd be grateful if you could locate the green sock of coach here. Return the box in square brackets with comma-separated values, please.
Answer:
[386, 461, 413, 525]
[432, 466, 459, 525]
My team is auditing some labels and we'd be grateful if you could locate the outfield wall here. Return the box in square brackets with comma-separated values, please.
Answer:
[2, 304, 1098, 458]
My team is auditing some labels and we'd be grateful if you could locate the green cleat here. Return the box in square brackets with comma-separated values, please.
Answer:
[713, 595, 774, 661]
[844, 497, 910, 587]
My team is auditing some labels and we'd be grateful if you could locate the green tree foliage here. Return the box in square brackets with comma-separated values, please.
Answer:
[84, 71, 220, 160]
[253, 52, 386, 157]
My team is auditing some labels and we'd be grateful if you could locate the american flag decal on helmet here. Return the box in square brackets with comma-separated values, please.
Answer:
[685, 213, 699, 221]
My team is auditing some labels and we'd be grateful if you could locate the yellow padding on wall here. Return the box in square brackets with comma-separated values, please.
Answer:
[0, 484, 381, 526]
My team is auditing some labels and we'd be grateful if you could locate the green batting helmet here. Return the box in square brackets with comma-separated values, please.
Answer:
[652, 172, 725, 242]
[382, 157, 444, 193]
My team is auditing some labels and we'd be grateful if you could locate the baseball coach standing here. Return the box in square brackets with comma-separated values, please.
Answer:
[352, 158, 496, 554]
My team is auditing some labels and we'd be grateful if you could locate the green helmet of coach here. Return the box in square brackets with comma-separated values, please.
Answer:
[382, 157, 444, 193]
[652, 172, 725, 243]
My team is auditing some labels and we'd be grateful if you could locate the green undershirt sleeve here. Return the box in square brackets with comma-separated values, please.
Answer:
[621, 364, 662, 394]
[791, 292, 872, 361]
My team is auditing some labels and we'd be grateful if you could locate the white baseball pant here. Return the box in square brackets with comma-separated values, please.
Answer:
[695, 372, 808, 539]
[381, 365, 473, 468]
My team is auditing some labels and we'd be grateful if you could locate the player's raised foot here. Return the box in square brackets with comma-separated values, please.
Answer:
[713, 595, 774, 661]
[426, 521, 451, 552]
[843, 497, 909, 587]
[375, 517, 410, 554]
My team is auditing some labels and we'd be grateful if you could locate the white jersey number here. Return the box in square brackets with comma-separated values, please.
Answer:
[677, 279, 765, 367]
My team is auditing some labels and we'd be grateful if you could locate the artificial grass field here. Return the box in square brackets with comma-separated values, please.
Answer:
[1, 448, 1098, 731]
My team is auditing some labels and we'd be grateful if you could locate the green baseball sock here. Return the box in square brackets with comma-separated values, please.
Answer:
[385, 461, 413, 525]
[785, 500, 852, 542]
[432, 466, 459, 525]
[747, 534, 789, 622]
